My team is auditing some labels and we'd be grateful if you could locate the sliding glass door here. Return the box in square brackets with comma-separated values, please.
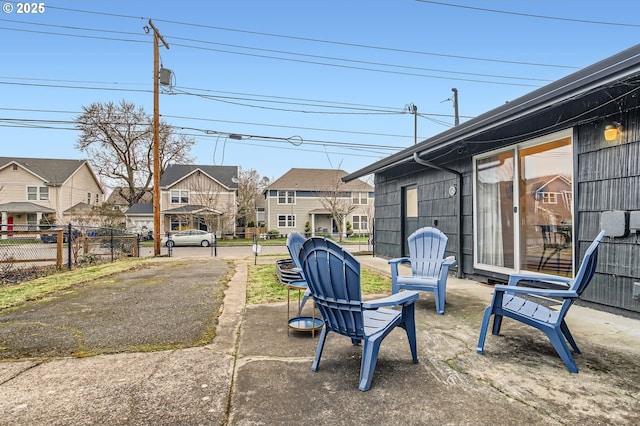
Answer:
[474, 131, 574, 276]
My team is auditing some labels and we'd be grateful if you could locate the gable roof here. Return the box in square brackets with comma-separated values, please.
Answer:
[0, 202, 55, 213]
[106, 187, 153, 205]
[267, 168, 373, 191]
[344, 43, 640, 181]
[0, 157, 100, 188]
[125, 203, 154, 215]
[160, 165, 238, 189]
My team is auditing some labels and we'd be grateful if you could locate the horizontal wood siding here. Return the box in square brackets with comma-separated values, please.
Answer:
[576, 108, 640, 313]
[374, 161, 470, 273]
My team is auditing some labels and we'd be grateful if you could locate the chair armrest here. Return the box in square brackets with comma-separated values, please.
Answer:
[443, 256, 456, 267]
[494, 284, 578, 299]
[506, 273, 572, 287]
[388, 257, 410, 265]
[362, 290, 419, 309]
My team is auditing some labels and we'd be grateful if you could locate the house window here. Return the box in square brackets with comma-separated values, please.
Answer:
[352, 192, 368, 205]
[170, 216, 190, 231]
[95, 193, 100, 204]
[171, 190, 189, 204]
[278, 214, 296, 228]
[277, 190, 295, 204]
[27, 186, 48, 201]
[27, 187, 37, 200]
[27, 213, 37, 230]
[473, 131, 573, 276]
[352, 215, 368, 231]
[87, 192, 92, 204]
[541, 193, 558, 204]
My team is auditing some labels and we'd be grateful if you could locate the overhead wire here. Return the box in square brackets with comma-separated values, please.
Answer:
[39, 4, 578, 69]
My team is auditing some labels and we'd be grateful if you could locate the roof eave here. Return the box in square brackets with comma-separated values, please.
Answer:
[344, 44, 640, 182]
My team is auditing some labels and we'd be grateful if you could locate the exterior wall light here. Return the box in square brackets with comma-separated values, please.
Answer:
[604, 122, 622, 141]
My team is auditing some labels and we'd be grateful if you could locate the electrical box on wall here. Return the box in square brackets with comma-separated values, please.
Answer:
[629, 211, 640, 233]
[600, 210, 629, 238]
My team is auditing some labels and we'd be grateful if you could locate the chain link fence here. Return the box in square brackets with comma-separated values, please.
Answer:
[0, 224, 140, 285]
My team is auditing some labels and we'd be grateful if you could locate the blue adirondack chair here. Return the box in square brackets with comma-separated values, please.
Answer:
[298, 237, 420, 391]
[286, 232, 311, 310]
[477, 230, 605, 373]
[389, 227, 456, 314]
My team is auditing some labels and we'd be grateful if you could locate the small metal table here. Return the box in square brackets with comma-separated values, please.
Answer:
[286, 281, 323, 337]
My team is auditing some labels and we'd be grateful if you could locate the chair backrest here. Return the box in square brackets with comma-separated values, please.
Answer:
[298, 237, 364, 340]
[540, 225, 571, 248]
[570, 230, 605, 296]
[407, 227, 448, 278]
[286, 232, 306, 270]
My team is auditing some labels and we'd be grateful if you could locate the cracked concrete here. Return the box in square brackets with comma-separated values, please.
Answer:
[0, 247, 639, 425]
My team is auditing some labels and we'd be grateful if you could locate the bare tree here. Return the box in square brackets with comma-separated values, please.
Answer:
[183, 172, 236, 238]
[75, 100, 195, 207]
[236, 167, 269, 227]
[318, 170, 358, 243]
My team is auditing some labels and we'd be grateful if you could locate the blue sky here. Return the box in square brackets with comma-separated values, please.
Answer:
[2, 0, 640, 187]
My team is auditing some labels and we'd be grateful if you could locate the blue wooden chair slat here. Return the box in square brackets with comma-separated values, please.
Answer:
[286, 232, 312, 310]
[477, 230, 605, 373]
[299, 237, 419, 391]
[389, 227, 456, 314]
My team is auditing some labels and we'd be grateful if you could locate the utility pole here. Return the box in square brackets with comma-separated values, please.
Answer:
[148, 19, 169, 256]
[407, 103, 418, 144]
[451, 88, 460, 126]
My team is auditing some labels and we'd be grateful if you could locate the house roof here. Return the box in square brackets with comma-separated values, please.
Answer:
[0, 157, 101, 189]
[160, 165, 238, 189]
[267, 168, 373, 191]
[125, 203, 154, 215]
[343, 43, 640, 181]
[0, 202, 55, 213]
[106, 187, 153, 205]
[64, 202, 92, 214]
[162, 205, 222, 215]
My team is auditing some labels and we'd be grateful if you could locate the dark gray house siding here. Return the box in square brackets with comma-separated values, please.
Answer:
[348, 44, 640, 315]
[576, 108, 640, 312]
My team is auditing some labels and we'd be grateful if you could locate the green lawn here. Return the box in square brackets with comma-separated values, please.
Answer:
[246, 263, 390, 304]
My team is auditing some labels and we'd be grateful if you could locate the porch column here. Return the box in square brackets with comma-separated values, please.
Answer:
[1, 211, 6, 239]
[311, 213, 316, 237]
[342, 217, 347, 239]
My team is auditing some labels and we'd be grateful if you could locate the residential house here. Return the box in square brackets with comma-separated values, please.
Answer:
[158, 164, 238, 237]
[344, 44, 640, 315]
[264, 168, 373, 237]
[105, 187, 153, 212]
[0, 157, 104, 230]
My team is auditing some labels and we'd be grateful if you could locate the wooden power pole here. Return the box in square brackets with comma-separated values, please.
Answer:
[148, 19, 169, 256]
[451, 88, 460, 126]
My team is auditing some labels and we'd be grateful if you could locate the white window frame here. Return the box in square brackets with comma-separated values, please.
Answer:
[352, 192, 368, 205]
[277, 214, 296, 228]
[27, 186, 48, 201]
[277, 190, 295, 205]
[171, 189, 190, 204]
[352, 215, 368, 231]
[472, 129, 573, 276]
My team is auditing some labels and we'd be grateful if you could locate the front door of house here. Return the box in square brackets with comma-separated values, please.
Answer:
[401, 185, 418, 257]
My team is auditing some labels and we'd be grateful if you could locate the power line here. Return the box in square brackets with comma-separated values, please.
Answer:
[0, 23, 545, 87]
[41, 4, 578, 69]
[417, 1, 640, 28]
[0, 106, 437, 139]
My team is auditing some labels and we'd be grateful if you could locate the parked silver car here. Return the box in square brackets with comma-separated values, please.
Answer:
[161, 229, 215, 247]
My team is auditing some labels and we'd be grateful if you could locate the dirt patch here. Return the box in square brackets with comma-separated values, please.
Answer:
[0, 258, 230, 359]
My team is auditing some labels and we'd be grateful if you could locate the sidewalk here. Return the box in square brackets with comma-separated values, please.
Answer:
[0, 251, 639, 425]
